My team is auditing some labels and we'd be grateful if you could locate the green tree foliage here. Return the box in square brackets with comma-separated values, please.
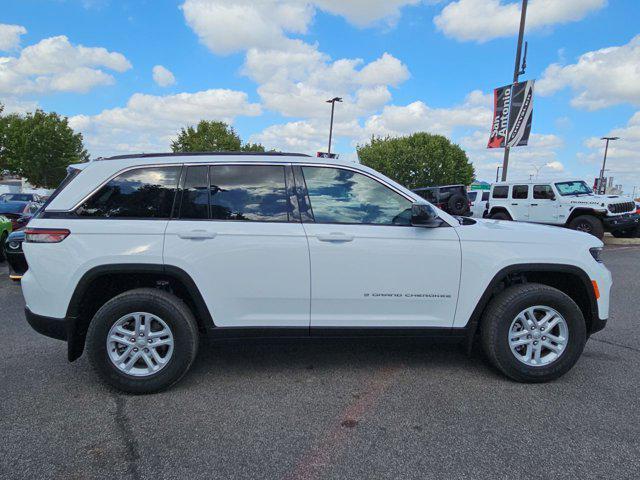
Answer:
[357, 133, 475, 189]
[171, 120, 265, 153]
[0, 109, 89, 188]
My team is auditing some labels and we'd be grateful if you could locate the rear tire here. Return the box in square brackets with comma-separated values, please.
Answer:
[480, 283, 586, 383]
[87, 288, 199, 394]
[490, 211, 511, 220]
[0, 232, 7, 263]
[568, 215, 604, 240]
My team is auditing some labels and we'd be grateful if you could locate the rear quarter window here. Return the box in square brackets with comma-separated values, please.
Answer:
[492, 186, 509, 199]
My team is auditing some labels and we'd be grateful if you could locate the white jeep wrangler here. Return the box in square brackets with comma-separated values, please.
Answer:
[485, 179, 639, 239]
[22, 153, 612, 393]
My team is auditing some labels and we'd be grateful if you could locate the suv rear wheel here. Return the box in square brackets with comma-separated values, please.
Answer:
[480, 283, 586, 383]
[490, 211, 511, 220]
[568, 215, 604, 240]
[87, 288, 199, 394]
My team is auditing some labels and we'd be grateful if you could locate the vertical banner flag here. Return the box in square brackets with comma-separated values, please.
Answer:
[488, 80, 535, 149]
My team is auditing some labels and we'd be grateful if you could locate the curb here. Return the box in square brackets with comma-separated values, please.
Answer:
[604, 234, 640, 246]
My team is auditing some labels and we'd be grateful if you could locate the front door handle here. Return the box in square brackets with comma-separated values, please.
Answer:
[531, 203, 538, 206]
[317, 233, 354, 243]
[511, 203, 518, 206]
[178, 230, 216, 240]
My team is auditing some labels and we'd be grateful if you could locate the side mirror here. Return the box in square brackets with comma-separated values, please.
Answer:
[411, 202, 440, 227]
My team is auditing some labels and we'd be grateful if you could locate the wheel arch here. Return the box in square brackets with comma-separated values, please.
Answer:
[65, 263, 213, 362]
[488, 206, 513, 219]
[464, 263, 598, 353]
[565, 207, 603, 225]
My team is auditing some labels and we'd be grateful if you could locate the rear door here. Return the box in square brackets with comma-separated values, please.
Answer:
[510, 184, 530, 221]
[296, 165, 461, 329]
[163, 163, 310, 328]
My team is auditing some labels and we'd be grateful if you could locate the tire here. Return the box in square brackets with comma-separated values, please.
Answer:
[480, 283, 586, 383]
[448, 194, 469, 216]
[568, 215, 604, 240]
[87, 288, 199, 394]
[0, 232, 7, 263]
[490, 211, 511, 221]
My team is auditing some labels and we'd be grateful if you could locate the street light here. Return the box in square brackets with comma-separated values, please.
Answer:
[495, 166, 502, 182]
[598, 136, 619, 194]
[326, 97, 342, 154]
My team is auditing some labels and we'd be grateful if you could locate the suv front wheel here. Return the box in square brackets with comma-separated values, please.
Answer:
[87, 288, 199, 394]
[481, 283, 586, 382]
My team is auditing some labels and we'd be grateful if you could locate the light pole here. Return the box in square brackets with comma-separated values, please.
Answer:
[501, 0, 528, 182]
[598, 136, 619, 194]
[495, 166, 502, 182]
[326, 97, 342, 154]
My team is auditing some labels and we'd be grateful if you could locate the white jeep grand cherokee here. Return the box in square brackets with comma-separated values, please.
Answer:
[22, 153, 612, 393]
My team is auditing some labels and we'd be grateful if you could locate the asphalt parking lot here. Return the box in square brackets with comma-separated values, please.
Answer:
[1, 246, 639, 480]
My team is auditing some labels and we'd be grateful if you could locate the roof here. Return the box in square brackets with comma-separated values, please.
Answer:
[97, 151, 311, 161]
[492, 178, 584, 186]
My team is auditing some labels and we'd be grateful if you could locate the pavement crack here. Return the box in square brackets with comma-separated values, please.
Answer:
[591, 337, 640, 353]
[113, 394, 142, 480]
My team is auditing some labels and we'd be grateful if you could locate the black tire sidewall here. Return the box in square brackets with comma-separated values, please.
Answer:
[0, 232, 7, 262]
[491, 212, 510, 220]
[448, 194, 469, 215]
[569, 215, 604, 240]
[87, 291, 198, 394]
[486, 287, 586, 382]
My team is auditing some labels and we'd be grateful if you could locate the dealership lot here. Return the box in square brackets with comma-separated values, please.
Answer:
[1, 247, 639, 480]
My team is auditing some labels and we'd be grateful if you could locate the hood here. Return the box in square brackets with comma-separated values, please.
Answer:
[455, 218, 603, 249]
[564, 193, 634, 206]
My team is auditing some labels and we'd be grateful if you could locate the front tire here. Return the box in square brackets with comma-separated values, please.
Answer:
[568, 215, 604, 240]
[87, 288, 199, 394]
[0, 232, 7, 262]
[480, 283, 586, 383]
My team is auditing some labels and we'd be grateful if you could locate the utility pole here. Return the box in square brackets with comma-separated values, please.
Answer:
[598, 136, 619, 194]
[501, 0, 528, 182]
[495, 166, 502, 182]
[326, 97, 342, 154]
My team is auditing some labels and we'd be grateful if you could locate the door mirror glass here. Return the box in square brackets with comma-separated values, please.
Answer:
[411, 202, 439, 227]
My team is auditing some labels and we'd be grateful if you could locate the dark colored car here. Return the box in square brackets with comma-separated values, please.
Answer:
[0, 192, 42, 203]
[0, 201, 40, 230]
[412, 185, 470, 216]
[4, 229, 26, 280]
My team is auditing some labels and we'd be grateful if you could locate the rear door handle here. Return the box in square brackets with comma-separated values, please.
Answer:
[178, 230, 216, 240]
[511, 203, 518, 206]
[531, 203, 538, 206]
[317, 233, 354, 243]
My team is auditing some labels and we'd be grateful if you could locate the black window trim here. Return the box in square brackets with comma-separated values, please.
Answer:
[511, 184, 529, 200]
[533, 184, 555, 201]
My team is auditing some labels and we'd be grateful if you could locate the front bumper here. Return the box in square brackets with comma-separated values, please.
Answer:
[603, 213, 640, 231]
[25, 307, 68, 341]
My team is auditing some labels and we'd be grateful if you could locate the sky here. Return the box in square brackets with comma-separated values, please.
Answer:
[1, 0, 639, 193]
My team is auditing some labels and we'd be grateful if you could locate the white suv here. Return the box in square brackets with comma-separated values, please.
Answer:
[485, 179, 639, 239]
[22, 153, 612, 393]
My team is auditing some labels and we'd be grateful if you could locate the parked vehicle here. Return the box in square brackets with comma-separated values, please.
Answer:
[484, 180, 639, 240]
[412, 185, 470, 216]
[23, 153, 611, 393]
[466, 190, 490, 218]
[4, 229, 26, 280]
[0, 193, 43, 203]
[0, 201, 40, 231]
[0, 215, 11, 263]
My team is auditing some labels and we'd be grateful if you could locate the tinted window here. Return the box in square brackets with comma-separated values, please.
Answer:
[0, 202, 27, 214]
[77, 166, 180, 218]
[492, 186, 508, 199]
[209, 165, 290, 222]
[180, 166, 209, 219]
[467, 192, 478, 202]
[482, 191, 490, 201]
[512, 185, 529, 199]
[301, 166, 412, 225]
[533, 185, 555, 200]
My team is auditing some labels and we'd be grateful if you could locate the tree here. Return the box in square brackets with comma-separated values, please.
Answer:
[357, 133, 475, 189]
[171, 120, 265, 153]
[0, 110, 89, 188]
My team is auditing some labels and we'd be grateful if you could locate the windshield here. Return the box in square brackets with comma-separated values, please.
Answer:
[554, 181, 592, 196]
[0, 202, 27, 214]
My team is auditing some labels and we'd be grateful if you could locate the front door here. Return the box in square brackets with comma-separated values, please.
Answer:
[164, 163, 310, 328]
[529, 184, 559, 223]
[295, 165, 461, 329]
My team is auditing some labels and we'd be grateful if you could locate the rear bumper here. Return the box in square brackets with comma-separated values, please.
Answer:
[25, 307, 68, 341]
[603, 213, 640, 231]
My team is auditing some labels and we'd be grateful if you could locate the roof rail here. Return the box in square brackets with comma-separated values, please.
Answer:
[96, 151, 311, 161]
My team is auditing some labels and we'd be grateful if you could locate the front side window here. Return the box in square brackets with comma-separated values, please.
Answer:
[533, 185, 555, 200]
[209, 165, 291, 222]
[76, 166, 180, 218]
[179, 166, 209, 219]
[512, 185, 529, 199]
[492, 186, 509, 199]
[301, 166, 412, 225]
[467, 192, 478, 202]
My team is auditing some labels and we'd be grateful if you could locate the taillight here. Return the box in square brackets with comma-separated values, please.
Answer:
[25, 228, 70, 243]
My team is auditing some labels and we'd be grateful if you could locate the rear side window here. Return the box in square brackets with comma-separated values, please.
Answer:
[76, 166, 180, 218]
[533, 185, 555, 200]
[209, 165, 291, 222]
[492, 186, 508, 199]
[482, 191, 490, 201]
[512, 185, 529, 199]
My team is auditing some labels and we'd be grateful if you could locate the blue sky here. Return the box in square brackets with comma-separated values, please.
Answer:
[1, 0, 639, 192]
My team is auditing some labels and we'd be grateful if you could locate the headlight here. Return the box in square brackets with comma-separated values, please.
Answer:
[590, 247, 603, 263]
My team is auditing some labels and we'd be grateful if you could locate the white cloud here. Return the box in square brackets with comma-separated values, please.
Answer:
[538, 35, 640, 110]
[0, 24, 27, 51]
[434, 0, 606, 43]
[312, 0, 424, 28]
[69, 89, 262, 157]
[0, 35, 131, 95]
[152, 65, 176, 87]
